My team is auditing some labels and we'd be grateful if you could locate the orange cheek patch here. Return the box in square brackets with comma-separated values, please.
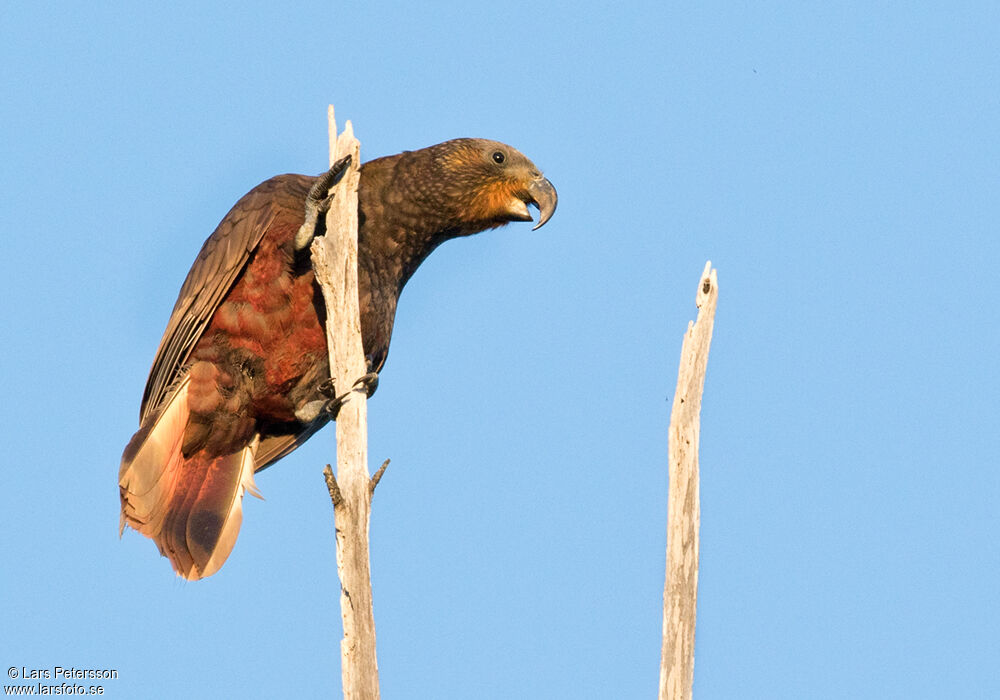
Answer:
[461, 181, 520, 223]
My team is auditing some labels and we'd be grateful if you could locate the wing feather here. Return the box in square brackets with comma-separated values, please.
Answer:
[139, 176, 314, 420]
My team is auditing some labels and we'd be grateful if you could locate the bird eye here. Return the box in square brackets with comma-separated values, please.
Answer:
[492, 151, 506, 165]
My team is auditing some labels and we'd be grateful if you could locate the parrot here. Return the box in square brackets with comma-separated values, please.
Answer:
[119, 138, 557, 579]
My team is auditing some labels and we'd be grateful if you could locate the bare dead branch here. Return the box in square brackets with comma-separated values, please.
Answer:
[323, 464, 344, 508]
[659, 260, 718, 700]
[310, 105, 380, 700]
[369, 459, 390, 497]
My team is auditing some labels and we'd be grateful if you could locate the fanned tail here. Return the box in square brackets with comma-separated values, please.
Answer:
[119, 377, 261, 580]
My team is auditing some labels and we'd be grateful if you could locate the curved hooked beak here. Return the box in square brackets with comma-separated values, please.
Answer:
[527, 176, 558, 230]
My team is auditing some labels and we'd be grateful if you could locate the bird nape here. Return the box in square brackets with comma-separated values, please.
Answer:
[119, 138, 557, 580]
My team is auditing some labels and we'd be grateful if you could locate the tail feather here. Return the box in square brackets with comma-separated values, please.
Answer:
[194, 443, 258, 578]
[119, 377, 192, 537]
[160, 439, 259, 579]
[119, 376, 261, 580]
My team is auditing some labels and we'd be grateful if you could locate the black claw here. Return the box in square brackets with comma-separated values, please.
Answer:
[353, 372, 379, 398]
[323, 395, 346, 420]
[320, 370, 379, 419]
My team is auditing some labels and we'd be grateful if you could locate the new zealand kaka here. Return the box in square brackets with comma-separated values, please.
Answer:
[119, 138, 557, 579]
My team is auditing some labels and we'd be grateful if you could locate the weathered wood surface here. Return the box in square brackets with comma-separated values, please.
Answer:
[310, 105, 380, 700]
[659, 261, 718, 700]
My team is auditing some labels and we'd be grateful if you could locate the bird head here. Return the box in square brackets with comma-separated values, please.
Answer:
[421, 138, 558, 234]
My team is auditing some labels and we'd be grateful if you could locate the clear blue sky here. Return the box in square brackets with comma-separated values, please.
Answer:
[2, 2, 998, 698]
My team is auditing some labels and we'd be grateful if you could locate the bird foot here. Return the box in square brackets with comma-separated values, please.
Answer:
[317, 378, 337, 398]
[354, 372, 379, 398]
[315, 372, 380, 420]
[293, 154, 353, 251]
